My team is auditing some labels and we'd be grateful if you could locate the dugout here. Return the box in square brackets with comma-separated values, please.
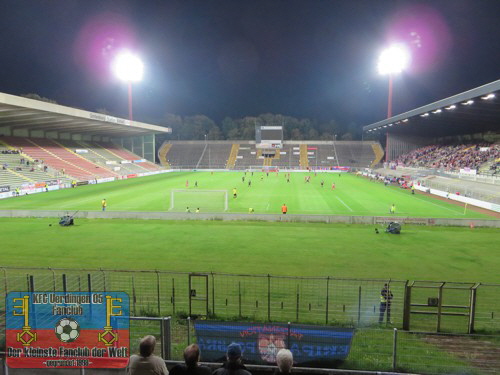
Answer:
[0, 92, 171, 163]
[362, 79, 500, 161]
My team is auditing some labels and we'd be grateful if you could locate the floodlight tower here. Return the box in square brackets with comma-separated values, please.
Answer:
[112, 51, 144, 121]
[377, 44, 410, 118]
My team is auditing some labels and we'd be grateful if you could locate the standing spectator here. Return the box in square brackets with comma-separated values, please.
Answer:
[275, 349, 293, 375]
[379, 283, 393, 324]
[102, 198, 107, 211]
[127, 335, 168, 375]
[213, 343, 251, 375]
[281, 203, 288, 215]
[169, 344, 211, 375]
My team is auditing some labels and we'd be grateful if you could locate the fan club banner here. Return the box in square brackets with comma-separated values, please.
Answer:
[194, 322, 354, 365]
[6, 292, 130, 369]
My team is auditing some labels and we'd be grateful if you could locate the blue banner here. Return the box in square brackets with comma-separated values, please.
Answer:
[194, 321, 354, 366]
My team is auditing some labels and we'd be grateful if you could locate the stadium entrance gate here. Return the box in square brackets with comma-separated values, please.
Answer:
[402, 281, 479, 333]
[189, 273, 209, 318]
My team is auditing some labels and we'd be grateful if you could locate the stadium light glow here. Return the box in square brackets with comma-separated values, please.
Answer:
[481, 93, 495, 100]
[420, 113, 429, 117]
[388, 123, 393, 126]
[402, 119, 408, 122]
[377, 44, 411, 75]
[111, 51, 144, 121]
[112, 51, 144, 82]
[461, 100, 474, 106]
[445, 105, 456, 110]
[432, 109, 442, 114]
[378, 43, 411, 119]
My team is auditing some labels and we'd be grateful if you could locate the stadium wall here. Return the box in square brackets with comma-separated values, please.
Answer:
[0, 210, 498, 227]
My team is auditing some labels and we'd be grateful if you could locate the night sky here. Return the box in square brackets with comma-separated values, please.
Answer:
[1, 0, 499, 128]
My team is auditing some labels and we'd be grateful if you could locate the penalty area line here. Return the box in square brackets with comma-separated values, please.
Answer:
[336, 196, 353, 212]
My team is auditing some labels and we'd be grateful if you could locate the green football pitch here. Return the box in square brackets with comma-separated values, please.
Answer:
[0, 172, 498, 281]
[0, 171, 493, 218]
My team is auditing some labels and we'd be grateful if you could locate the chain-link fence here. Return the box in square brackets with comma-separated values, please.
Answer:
[1, 267, 500, 374]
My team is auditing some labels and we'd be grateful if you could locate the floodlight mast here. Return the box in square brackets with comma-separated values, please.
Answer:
[378, 44, 410, 118]
[112, 51, 144, 121]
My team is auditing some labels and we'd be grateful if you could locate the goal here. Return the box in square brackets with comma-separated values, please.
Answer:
[169, 190, 228, 212]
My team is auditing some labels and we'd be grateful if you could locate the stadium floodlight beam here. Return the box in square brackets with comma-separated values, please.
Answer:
[378, 44, 410, 118]
[112, 51, 144, 121]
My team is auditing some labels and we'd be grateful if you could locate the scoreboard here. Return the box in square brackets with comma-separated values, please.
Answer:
[256, 126, 283, 149]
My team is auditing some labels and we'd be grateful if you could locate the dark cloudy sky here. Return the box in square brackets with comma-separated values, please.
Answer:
[1, 0, 499, 128]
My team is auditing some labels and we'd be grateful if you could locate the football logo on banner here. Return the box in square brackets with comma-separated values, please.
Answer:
[6, 292, 130, 369]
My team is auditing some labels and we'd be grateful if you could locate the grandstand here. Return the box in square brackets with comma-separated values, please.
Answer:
[0, 92, 170, 194]
[363, 80, 500, 205]
[161, 140, 381, 170]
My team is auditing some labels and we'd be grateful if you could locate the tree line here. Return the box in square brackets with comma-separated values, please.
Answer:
[158, 113, 362, 144]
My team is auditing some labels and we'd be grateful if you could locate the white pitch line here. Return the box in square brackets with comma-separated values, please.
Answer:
[336, 196, 353, 212]
[390, 188, 460, 214]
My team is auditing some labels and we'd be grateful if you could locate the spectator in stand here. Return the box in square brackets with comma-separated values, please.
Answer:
[127, 335, 168, 375]
[213, 343, 251, 375]
[394, 143, 500, 172]
[275, 349, 293, 375]
[169, 344, 211, 375]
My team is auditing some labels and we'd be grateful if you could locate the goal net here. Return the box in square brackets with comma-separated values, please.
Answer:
[169, 190, 228, 212]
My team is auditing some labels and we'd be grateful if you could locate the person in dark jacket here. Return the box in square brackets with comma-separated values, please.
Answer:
[212, 343, 251, 375]
[170, 344, 211, 375]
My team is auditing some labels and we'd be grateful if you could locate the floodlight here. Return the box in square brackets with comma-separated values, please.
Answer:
[445, 105, 456, 110]
[461, 100, 474, 106]
[402, 119, 408, 122]
[420, 113, 429, 117]
[377, 44, 411, 75]
[112, 51, 144, 82]
[481, 93, 495, 100]
[432, 109, 442, 114]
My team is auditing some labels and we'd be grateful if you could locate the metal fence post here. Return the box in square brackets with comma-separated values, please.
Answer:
[437, 282, 445, 332]
[156, 271, 161, 316]
[211, 272, 215, 317]
[468, 283, 480, 334]
[238, 282, 242, 318]
[2, 268, 8, 296]
[50, 268, 56, 291]
[326, 276, 330, 325]
[392, 328, 398, 371]
[296, 285, 299, 322]
[287, 322, 291, 349]
[29, 275, 35, 293]
[402, 281, 411, 330]
[87, 274, 93, 317]
[132, 275, 137, 316]
[163, 317, 172, 360]
[62, 274, 67, 294]
[187, 317, 191, 346]
[357, 286, 362, 325]
[267, 274, 271, 322]
[101, 269, 107, 292]
[172, 278, 176, 315]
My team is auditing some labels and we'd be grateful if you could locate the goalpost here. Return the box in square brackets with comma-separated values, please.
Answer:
[169, 190, 229, 212]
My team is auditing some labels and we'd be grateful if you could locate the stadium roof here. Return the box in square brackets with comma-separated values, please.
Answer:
[0, 92, 171, 137]
[363, 79, 500, 138]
